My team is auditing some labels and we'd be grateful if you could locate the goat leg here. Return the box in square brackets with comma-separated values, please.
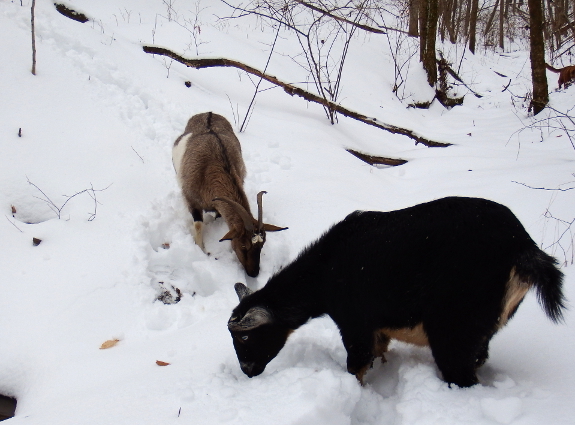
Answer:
[191, 208, 206, 252]
[341, 330, 375, 385]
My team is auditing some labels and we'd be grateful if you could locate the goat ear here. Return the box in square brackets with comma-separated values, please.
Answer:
[228, 306, 272, 331]
[234, 282, 253, 301]
[261, 223, 288, 232]
[219, 228, 240, 242]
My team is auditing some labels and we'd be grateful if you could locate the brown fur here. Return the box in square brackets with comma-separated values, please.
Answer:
[378, 323, 429, 347]
[497, 268, 530, 329]
[546, 63, 575, 89]
[175, 112, 249, 235]
[359, 274, 530, 382]
[173, 112, 286, 277]
[373, 331, 391, 359]
[355, 325, 430, 384]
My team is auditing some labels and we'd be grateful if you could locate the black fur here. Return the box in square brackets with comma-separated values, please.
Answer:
[229, 197, 566, 387]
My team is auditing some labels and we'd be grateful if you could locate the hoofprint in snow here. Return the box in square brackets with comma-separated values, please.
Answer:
[0, 1, 573, 424]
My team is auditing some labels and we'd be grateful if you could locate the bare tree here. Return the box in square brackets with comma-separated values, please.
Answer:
[499, 0, 506, 49]
[408, 0, 420, 36]
[528, 0, 549, 114]
[220, 0, 374, 124]
[419, 0, 439, 86]
[31, 0, 37, 75]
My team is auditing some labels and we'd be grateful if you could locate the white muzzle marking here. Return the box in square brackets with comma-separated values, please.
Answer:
[251, 234, 264, 244]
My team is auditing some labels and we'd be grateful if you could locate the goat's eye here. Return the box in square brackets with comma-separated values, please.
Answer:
[241, 335, 249, 341]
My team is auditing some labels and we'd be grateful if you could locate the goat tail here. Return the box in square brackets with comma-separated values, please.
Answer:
[515, 247, 566, 323]
[545, 63, 561, 73]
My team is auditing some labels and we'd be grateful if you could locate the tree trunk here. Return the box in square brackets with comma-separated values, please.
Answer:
[528, 0, 549, 114]
[419, 0, 428, 63]
[420, 0, 438, 86]
[442, 0, 457, 43]
[468, 0, 479, 53]
[463, 0, 472, 39]
[409, 0, 420, 36]
[484, 0, 500, 37]
[545, 0, 555, 50]
[499, 0, 505, 49]
[439, 0, 446, 42]
[449, 0, 459, 43]
[31, 0, 36, 75]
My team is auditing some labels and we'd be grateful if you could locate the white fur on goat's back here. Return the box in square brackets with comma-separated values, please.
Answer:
[172, 133, 192, 177]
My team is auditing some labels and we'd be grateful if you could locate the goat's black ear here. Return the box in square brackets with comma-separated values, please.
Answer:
[262, 223, 288, 232]
[228, 306, 272, 331]
[234, 282, 253, 301]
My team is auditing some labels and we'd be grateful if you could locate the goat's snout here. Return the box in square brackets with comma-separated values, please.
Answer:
[240, 361, 264, 378]
[245, 257, 261, 278]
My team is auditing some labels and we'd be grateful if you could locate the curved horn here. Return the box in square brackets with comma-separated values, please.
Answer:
[228, 307, 272, 331]
[256, 191, 267, 233]
[213, 197, 254, 233]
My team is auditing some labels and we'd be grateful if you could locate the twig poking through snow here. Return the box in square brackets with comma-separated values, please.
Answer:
[131, 146, 145, 163]
[4, 215, 23, 233]
[26, 177, 112, 221]
[512, 181, 575, 191]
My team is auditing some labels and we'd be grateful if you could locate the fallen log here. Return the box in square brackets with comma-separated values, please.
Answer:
[142, 45, 451, 148]
[346, 149, 408, 167]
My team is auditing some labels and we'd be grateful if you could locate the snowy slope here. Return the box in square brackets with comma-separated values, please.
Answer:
[1, 1, 574, 424]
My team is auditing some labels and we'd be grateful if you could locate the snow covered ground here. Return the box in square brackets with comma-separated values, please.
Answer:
[1, 1, 574, 424]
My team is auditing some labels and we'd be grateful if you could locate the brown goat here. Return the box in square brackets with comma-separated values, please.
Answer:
[546, 63, 575, 89]
[172, 112, 287, 277]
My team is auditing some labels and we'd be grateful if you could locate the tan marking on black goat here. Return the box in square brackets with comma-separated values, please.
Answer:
[379, 323, 429, 347]
[497, 268, 530, 329]
[228, 197, 566, 388]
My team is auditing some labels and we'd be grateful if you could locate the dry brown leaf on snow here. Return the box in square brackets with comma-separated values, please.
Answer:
[156, 360, 170, 366]
[99, 339, 120, 349]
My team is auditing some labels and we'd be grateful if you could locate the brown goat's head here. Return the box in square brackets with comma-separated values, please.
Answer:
[214, 191, 287, 277]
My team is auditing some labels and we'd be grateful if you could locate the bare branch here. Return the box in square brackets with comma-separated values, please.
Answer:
[131, 146, 145, 163]
[240, 22, 282, 132]
[346, 149, 408, 166]
[142, 45, 451, 147]
[27, 177, 112, 220]
[218, 0, 307, 37]
[295, 0, 387, 34]
[5, 215, 23, 233]
[512, 181, 575, 191]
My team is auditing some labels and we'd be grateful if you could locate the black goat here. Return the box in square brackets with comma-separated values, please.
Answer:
[228, 197, 566, 388]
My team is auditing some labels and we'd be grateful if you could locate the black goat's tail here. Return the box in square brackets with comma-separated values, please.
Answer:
[515, 247, 567, 323]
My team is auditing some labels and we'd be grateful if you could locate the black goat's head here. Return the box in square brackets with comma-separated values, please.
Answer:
[214, 192, 287, 277]
[228, 282, 291, 377]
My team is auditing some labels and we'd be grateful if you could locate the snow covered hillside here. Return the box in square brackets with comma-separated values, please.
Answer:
[0, 1, 574, 424]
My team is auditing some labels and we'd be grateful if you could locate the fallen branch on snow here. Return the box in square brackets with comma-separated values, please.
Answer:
[346, 149, 408, 167]
[142, 45, 451, 148]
